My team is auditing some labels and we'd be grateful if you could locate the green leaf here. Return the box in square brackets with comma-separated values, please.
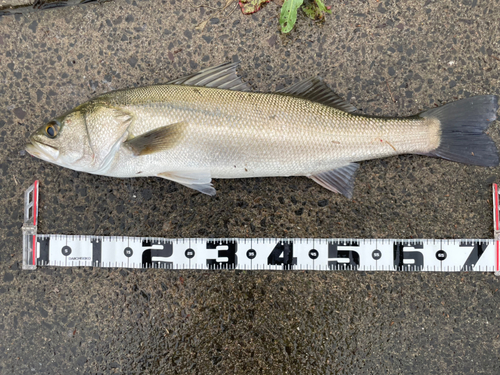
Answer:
[280, 0, 304, 33]
[239, 0, 271, 15]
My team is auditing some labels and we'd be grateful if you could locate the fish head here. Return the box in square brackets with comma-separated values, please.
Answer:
[26, 109, 95, 172]
[26, 103, 132, 174]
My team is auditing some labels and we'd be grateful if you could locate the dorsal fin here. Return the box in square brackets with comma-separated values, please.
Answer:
[277, 77, 357, 113]
[167, 62, 251, 92]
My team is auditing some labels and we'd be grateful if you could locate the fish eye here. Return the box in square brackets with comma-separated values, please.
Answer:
[45, 121, 59, 138]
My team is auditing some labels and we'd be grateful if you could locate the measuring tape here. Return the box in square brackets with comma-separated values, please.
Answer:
[21, 181, 500, 274]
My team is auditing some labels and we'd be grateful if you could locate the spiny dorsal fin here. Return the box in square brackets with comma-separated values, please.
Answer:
[124, 121, 187, 156]
[167, 62, 251, 92]
[308, 163, 359, 199]
[277, 77, 357, 113]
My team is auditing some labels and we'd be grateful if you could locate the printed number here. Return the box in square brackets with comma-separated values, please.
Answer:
[435, 250, 447, 261]
[37, 237, 50, 264]
[61, 246, 72, 256]
[267, 242, 296, 269]
[124, 247, 133, 257]
[185, 248, 195, 259]
[246, 249, 257, 259]
[460, 241, 488, 271]
[372, 249, 382, 260]
[92, 239, 103, 266]
[328, 241, 360, 270]
[308, 249, 319, 260]
[393, 242, 424, 270]
[142, 240, 173, 269]
[206, 241, 237, 269]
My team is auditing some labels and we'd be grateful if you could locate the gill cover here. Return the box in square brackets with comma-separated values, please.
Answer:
[82, 104, 133, 171]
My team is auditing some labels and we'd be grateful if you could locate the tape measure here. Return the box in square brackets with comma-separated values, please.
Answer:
[22, 181, 500, 274]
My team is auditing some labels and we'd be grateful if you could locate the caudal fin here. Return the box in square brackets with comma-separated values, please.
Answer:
[420, 95, 499, 167]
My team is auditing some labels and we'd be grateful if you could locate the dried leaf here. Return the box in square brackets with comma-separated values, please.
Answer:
[239, 0, 271, 15]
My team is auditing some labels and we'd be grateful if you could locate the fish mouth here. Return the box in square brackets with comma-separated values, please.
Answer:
[26, 140, 60, 162]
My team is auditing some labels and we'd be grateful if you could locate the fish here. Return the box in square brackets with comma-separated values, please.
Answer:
[26, 62, 499, 198]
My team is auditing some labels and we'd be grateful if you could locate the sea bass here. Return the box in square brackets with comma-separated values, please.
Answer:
[26, 62, 499, 198]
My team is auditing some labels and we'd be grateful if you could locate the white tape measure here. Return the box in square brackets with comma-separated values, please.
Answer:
[22, 181, 500, 274]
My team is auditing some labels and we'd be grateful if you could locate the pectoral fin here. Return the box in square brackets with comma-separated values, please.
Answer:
[125, 121, 187, 156]
[308, 163, 359, 199]
[158, 170, 216, 196]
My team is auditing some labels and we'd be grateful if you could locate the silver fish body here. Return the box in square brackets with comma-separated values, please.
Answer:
[26, 63, 499, 197]
[102, 86, 439, 176]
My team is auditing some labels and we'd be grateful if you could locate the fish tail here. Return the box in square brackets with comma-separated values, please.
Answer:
[420, 95, 499, 166]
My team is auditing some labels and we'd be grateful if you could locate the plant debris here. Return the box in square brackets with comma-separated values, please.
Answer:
[302, 0, 331, 21]
[193, 0, 331, 34]
[280, 0, 331, 33]
[239, 0, 272, 14]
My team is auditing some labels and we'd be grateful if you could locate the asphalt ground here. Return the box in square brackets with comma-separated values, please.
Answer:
[1, 0, 500, 373]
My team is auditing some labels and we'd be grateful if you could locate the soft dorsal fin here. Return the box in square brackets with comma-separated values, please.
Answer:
[167, 62, 251, 92]
[277, 77, 357, 113]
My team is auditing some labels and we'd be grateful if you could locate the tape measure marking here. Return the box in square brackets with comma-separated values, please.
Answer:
[21, 181, 500, 274]
[25, 235, 497, 271]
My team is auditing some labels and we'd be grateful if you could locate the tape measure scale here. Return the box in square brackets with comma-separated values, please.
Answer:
[21, 181, 500, 274]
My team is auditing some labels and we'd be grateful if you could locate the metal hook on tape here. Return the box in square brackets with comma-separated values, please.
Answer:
[22, 180, 39, 270]
[492, 183, 500, 276]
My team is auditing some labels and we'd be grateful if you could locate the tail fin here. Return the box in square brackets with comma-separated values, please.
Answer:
[420, 95, 499, 167]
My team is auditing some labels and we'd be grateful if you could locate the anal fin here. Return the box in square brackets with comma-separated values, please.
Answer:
[158, 170, 215, 196]
[308, 163, 359, 199]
